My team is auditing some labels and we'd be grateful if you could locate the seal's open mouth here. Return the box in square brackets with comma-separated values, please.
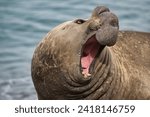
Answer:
[81, 34, 102, 78]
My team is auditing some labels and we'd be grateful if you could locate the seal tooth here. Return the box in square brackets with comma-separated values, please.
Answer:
[82, 71, 91, 78]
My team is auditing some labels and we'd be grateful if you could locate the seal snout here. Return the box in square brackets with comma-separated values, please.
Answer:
[89, 6, 119, 46]
[81, 6, 119, 78]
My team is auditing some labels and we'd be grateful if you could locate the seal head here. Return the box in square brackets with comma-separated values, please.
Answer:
[31, 6, 119, 99]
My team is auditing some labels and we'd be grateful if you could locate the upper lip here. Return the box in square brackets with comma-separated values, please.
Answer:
[84, 30, 97, 43]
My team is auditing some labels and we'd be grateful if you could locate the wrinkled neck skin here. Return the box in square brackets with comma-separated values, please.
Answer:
[48, 47, 130, 100]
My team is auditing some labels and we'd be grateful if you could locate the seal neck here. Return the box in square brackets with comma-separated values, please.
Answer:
[84, 47, 129, 99]
[62, 47, 129, 99]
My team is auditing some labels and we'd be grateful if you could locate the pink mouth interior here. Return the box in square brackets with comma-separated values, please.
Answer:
[81, 35, 100, 75]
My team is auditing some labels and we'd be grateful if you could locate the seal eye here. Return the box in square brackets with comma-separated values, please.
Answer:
[74, 19, 86, 24]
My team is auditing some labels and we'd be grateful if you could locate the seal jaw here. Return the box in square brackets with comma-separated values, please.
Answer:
[80, 6, 119, 78]
[81, 34, 104, 78]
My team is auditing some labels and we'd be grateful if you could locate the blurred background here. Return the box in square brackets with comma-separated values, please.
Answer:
[0, 0, 150, 100]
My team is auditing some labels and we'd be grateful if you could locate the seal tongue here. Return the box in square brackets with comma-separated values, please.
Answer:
[81, 35, 100, 77]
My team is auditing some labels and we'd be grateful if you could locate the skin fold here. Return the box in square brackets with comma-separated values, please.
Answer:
[31, 6, 150, 100]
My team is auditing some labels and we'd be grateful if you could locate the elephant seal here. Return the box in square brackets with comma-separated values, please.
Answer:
[31, 6, 150, 99]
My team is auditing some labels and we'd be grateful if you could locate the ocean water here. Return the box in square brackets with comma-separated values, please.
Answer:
[0, 0, 150, 100]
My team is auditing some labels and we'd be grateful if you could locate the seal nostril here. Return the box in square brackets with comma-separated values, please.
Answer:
[91, 6, 110, 17]
[98, 6, 110, 15]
